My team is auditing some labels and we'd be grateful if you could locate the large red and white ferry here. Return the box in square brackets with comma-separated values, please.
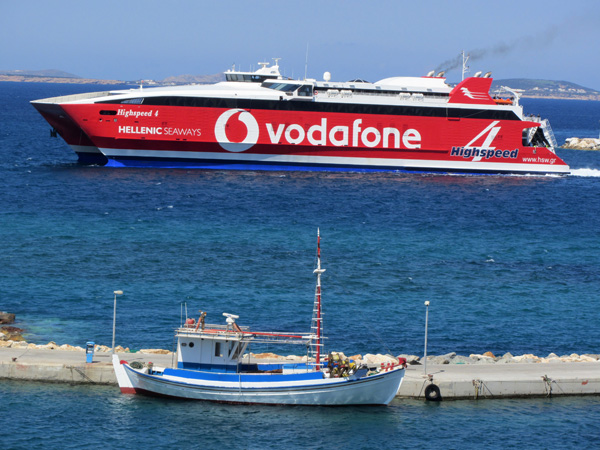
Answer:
[31, 61, 569, 174]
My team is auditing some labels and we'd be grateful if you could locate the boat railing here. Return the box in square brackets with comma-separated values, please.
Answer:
[176, 325, 313, 345]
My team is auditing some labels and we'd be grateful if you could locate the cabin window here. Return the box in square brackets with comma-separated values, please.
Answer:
[188, 342, 194, 348]
[297, 85, 313, 97]
[262, 82, 301, 92]
[230, 342, 244, 360]
[121, 98, 144, 105]
[214, 342, 221, 357]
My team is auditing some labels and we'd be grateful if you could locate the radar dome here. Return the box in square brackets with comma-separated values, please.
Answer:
[323, 72, 331, 82]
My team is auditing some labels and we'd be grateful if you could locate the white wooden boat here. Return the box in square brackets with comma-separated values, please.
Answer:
[113, 231, 405, 405]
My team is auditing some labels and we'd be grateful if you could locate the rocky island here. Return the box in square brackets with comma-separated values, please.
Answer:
[562, 138, 600, 150]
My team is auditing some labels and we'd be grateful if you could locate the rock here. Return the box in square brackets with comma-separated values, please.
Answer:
[0, 312, 16, 324]
[138, 348, 172, 355]
[483, 351, 496, 359]
[397, 354, 420, 364]
[1, 326, 25, 341]
[514, 354, 541, 363]
[469, 354, 495, 364]
[250, 352, 286, 360]
[349, 354, 363, 361]
[362, 353, 398, 366]
[582, 354, 600, 361]
[450, 355, 472, 364]
[427, 352, 456, 364]
[562, 137, 600, 150]
[547, 352, 559, 359]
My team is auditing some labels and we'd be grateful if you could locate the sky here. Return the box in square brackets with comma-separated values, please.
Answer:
[2, 0, 600, 90]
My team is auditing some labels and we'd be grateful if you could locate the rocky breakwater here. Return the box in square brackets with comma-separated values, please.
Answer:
[0, 338, 172, 355]
[401, 351, 600, 365]
[562, 137, 600, 150]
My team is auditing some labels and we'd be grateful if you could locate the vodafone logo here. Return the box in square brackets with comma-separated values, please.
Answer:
[214, 109, 259, 152]
[213, 108, 423, 152]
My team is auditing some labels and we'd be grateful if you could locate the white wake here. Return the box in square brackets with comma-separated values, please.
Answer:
[569, 168, 600, 178]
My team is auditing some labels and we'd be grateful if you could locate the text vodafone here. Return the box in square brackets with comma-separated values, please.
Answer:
[265, 119, 421, 149]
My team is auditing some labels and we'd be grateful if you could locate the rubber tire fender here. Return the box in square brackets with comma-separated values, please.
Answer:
[424, 383, 442, 401]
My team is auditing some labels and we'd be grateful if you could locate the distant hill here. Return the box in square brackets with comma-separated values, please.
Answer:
[0, 69, 81, 78]
[491, 78, 600, 100]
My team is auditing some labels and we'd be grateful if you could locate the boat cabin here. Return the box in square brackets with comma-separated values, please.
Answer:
[176, 313, 252, 372]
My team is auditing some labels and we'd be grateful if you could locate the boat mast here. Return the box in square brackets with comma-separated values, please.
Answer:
[311, 229, 325, 370]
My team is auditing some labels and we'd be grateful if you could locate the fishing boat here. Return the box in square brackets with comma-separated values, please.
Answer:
[112, 231, 406, 405]
[32, 59, 569, 175]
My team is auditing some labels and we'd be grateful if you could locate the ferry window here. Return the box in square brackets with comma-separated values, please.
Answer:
[189, 342, 194, 348]
[214, 342, 221, 357]
[262, 82, 300, 92]
[297, 85, 313, 97]
[121, 98, 144, 105]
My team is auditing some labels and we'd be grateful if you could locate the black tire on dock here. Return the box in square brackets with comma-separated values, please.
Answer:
[424, 383, 442, 401]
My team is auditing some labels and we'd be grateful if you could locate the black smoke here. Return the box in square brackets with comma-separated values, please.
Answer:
[434, 26, 560, 74]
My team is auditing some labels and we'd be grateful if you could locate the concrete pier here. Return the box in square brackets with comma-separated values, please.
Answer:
[1, 347, 599, 399]
[0, 347, 173, 385]
[398, 362, 600, 399]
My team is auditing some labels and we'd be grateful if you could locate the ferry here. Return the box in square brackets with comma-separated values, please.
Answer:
[112, 230, 406, 405]
[32, 60, 569, 175]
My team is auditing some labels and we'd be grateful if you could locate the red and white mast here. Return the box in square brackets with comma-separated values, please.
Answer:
[311, 229, 325, 370]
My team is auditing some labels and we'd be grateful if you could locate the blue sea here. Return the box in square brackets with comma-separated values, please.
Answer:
[1, 82, 600, 448]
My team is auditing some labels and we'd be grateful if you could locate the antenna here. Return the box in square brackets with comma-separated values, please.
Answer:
[304, 43, 309, 80]
[461, 50, 470, 81]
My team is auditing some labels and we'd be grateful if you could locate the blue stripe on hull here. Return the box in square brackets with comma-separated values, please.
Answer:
[164, 368, 323, 382]
[104, 156, 564, 176]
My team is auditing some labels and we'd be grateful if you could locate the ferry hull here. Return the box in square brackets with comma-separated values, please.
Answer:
[58, 102, 569, 175]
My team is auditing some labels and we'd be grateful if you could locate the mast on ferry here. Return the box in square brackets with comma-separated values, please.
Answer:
[461, 50, 470, 81]
[311, 229, 325, 370]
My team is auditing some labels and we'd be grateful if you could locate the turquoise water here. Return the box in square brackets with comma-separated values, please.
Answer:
[1, 82, 600, 448]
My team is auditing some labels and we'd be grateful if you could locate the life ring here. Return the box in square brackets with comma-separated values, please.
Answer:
[424, 383, 442, 401]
